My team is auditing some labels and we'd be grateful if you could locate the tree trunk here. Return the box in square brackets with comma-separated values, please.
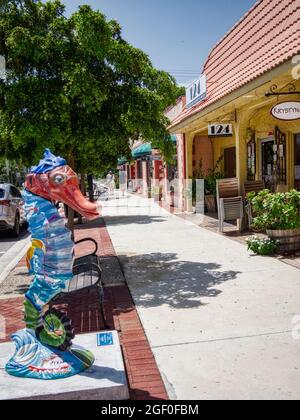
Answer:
[67, 152, 75, 239]
[87, 174, 94, 203]
[67, 207, 75, 241]
[78, 172, 86, 225]
[80, 172, 86, 196]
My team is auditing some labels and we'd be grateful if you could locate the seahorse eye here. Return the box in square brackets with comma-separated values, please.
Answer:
[53, 174, 66, 185]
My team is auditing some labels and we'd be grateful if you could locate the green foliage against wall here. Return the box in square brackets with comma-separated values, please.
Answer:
[0, 157, 26, 186]
[0, 0, 183, 172]
[248, 189, 300, 231]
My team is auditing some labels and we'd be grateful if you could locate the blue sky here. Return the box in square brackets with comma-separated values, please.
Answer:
[62, 0, 257, 85]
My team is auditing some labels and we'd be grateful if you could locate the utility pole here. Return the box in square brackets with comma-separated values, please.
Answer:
[0, 55, 6, 81]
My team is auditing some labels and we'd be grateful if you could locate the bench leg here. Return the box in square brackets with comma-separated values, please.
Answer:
[219, 215, 224, 233]
[97, 284, 110, 330]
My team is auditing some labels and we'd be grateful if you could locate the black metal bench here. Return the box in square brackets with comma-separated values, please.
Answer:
[50, 237, 108, 330]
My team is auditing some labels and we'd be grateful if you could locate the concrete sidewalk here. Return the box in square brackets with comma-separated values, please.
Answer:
[102, 194, 300, 400]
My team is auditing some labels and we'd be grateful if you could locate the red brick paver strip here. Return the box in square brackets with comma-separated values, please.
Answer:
[0, 217, 168, 401]
[0, 297, 24, 342]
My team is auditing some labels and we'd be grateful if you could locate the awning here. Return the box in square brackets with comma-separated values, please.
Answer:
[118, 157, 128, 165]
[171, 134, 177, 143]
[132, 142, 152, 159]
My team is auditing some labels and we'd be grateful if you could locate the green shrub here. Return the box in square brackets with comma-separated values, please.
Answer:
[248, 189, 300, 231]
[193, 156, 224, 197]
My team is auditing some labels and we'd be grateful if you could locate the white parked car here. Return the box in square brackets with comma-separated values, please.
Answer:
[0, 184, 26, 237]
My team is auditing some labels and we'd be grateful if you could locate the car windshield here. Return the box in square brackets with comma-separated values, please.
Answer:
[0, 189, 5, 199]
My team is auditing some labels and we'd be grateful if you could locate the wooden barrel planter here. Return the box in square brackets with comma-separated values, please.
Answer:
[266, 228, 300, 254]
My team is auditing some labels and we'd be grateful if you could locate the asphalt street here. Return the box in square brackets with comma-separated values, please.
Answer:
[0, 227, 29, 260]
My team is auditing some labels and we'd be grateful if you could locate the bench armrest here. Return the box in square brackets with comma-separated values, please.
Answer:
[220, 196, 243, 203]
[74, 238, 98, 256]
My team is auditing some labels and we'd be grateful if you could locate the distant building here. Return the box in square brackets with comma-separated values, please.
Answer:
[120, 97, 186, 210]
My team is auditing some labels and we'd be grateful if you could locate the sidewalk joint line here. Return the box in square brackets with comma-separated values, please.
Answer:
[152, 330, 293, 349]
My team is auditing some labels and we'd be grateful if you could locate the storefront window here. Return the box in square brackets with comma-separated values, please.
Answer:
[247, 134, 256, 181]
[261, 139, 275, 191]
[275, 127, 286, 185]
[294, 134, 300, 190]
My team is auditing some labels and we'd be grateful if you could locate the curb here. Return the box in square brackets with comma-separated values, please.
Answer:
[0, 235, 31, 285]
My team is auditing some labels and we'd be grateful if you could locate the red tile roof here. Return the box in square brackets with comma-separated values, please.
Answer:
[171, 0, 300, 129]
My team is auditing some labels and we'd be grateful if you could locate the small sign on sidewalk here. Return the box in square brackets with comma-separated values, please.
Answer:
[97, 332, 114, 347]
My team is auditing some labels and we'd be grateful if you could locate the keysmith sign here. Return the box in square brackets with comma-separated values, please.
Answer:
[186, 74, 207, 108]
[271, 101, 300, 121]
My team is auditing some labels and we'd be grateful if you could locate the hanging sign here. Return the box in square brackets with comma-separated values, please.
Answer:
[271, 101, 300, 121]
[186, 74, 206, 108]
[208, 123, 233, 137]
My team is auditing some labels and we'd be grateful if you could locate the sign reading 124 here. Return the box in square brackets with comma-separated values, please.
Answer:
[208, 124, 233, 137]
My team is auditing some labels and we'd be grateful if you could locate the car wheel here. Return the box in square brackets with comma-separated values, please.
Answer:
[11, 214, 20, 237]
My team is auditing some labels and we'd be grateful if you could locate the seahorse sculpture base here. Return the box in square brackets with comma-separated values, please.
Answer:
[6, 329, 95, 380]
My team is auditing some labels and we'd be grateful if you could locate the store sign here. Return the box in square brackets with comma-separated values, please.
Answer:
[186, 74, 206, 108]
[271, 102, 300, 121]
[208, 123, 233, 137]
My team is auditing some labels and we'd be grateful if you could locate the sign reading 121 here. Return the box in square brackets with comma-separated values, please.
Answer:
[186, 74, 207, 108]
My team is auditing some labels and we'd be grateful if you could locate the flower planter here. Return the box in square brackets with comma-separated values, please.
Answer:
[266, 228, 300, 254]
[205, 195, 217, 213]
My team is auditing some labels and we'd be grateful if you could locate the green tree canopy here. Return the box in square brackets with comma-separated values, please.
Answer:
[0, 0, 183, 172]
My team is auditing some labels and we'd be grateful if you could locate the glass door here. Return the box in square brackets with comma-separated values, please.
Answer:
[261, 138, 275, 190]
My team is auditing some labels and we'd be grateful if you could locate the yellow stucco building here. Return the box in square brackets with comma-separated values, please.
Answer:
[170, 0, 300, 208]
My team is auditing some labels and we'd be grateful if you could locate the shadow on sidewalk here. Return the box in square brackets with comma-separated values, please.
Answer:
[104, 215, 167, 226]
[73, 217, 105, 231]
[73, 215, 166, 230]
[54, 288, 109, 334]
[0, 225, 29, 242]
[118, 252, 241, 309]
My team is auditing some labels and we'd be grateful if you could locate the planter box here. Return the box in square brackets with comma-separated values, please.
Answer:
[266, 228, 300, 254]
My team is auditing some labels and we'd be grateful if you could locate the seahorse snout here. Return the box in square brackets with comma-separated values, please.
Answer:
[61, 187, 99, 220]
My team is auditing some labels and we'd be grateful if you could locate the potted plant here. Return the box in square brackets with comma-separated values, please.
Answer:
[193, 157, 224, 213]
[151, 184, 163, 202]
[248, 189, 300, 253]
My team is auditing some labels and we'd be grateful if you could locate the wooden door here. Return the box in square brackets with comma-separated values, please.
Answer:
[224, 147, 236, 178]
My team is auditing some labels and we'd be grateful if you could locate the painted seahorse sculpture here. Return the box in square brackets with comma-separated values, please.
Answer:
[6, 149, 99, 380]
